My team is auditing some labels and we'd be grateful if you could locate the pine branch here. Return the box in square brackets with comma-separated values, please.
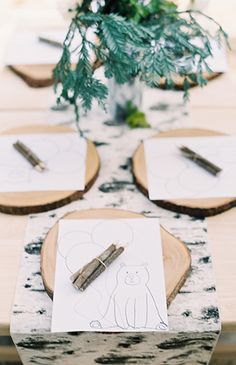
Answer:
[53, 1, 229, 125]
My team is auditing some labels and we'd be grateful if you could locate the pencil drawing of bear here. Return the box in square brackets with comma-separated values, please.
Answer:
[90, 263, 167, 330]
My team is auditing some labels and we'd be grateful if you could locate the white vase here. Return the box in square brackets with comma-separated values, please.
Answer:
[109, 77, 142, 123]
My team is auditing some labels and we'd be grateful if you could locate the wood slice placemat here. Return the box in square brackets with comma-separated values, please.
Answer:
[9, 65, 54, 88]
[158, 72, 221, 91]
[40, 208, 191, 307]
[0, 125, 100, 215]
[133, 128, 236, 218]
[9, 63, 221, 89]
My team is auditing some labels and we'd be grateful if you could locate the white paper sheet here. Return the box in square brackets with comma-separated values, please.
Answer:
[4, 28, 96, 66]
[4, 30, 70, 65]
[144, 136, 236, 200]
[51, 218, 168, 333]
[0, 133, 87, 192]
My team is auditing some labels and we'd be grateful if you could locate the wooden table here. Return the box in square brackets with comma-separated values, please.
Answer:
[0, 43, 236, 364]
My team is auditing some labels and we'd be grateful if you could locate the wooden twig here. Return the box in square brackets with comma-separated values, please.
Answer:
[179, 145, 222, 176]
[38, 36, 63, 49]
[70, 244, 116, 290]
[92, 58, 103, 71]
[70, 244, 124, 291]
[13, 140, 47, 172]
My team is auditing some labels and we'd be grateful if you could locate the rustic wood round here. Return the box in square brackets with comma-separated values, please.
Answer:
[9, 65, 54, 88]
[0, 125, 100, 215]
[158, 72, 221, 90]
[9, 64, 221, 89]
[133, 128, 236, 218]
[41, 208, 191, 307]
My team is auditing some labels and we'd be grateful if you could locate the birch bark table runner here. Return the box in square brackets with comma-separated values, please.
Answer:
[10, 92, 221, 364]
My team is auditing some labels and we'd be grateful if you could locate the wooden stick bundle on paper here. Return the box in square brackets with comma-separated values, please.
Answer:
[38, 36, 63, 49]
[70, 244, 124, 291]
[13, 140, 47, 172]
[179, 145, 222, 176]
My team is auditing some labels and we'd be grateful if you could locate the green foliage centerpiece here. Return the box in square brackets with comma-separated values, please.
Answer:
[54, 0, 228, 127]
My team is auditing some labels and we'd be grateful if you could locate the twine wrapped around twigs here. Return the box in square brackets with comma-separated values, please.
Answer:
[70, 244, 125, 291]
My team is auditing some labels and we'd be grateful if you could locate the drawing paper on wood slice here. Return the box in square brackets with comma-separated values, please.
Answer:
[132, 128, 236, 218]
[0, 125, 100, 215]
[40, 209, 191, 307]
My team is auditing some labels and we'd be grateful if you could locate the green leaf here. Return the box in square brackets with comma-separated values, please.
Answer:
[126, 111, 150, 128]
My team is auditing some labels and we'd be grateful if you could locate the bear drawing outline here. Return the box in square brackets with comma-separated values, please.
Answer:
[90, 263, 167, 330]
